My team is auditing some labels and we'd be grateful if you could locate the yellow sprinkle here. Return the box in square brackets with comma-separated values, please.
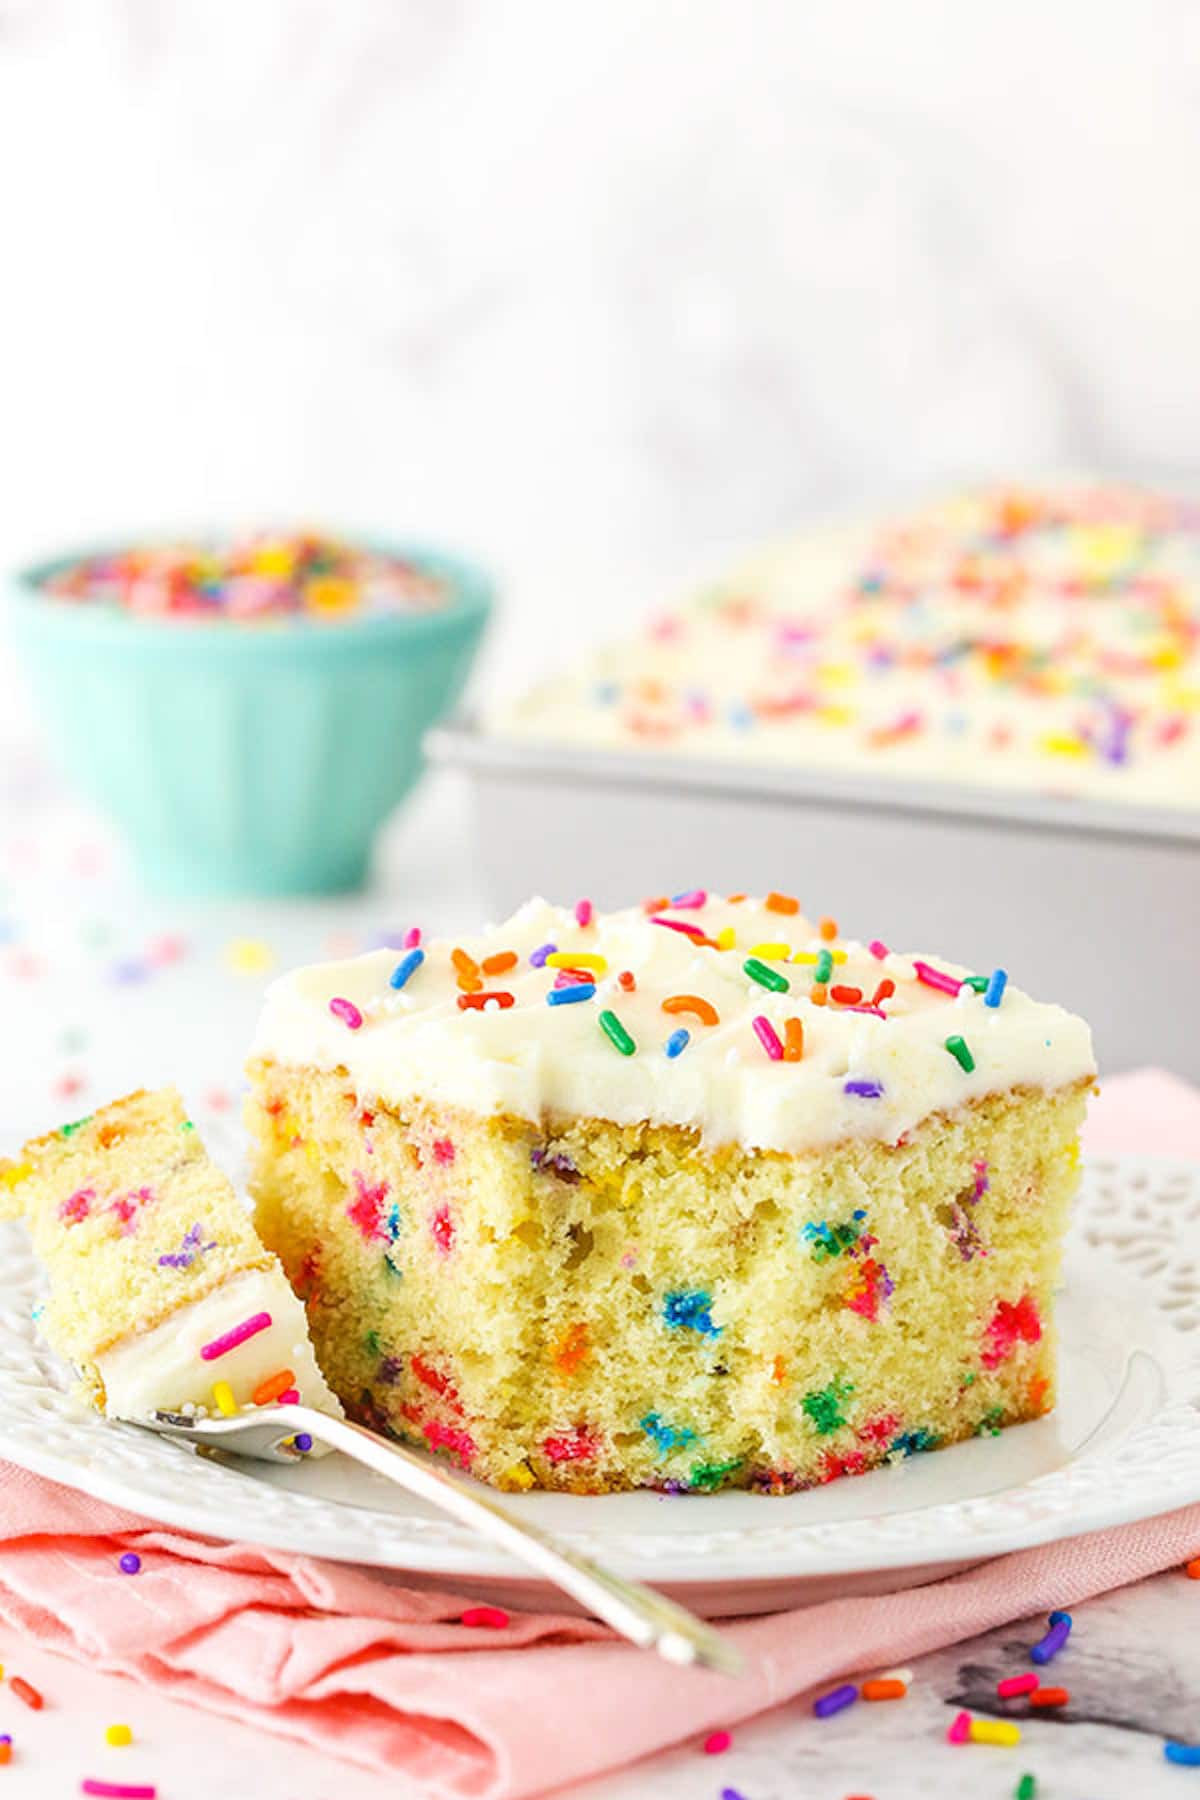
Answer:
[250, 542, 297, 580]
[968, 1719, 1021, 1747]
[545, 951, 608, 976]
[223, 937, 276, 976]
[792, 948, 848, 965]
[715, 927, 736, 951]
[501, 1462, 536, 1491]
[0, 1164, 30, 1191]
[1040, 733, 1089, 759]
[817, 704, 854, 726]
[749, 941, 791, 960]
[105, 1724, 132, 1747]
[304, 575, 356, 614]
[212, 1381, 237, 1417]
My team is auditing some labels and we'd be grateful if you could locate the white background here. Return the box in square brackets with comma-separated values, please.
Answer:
[2, 0, 1200, 704]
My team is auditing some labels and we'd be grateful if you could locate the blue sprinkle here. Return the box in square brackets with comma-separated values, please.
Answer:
[662, 1289, 722, 1337]
[727, 703, 754, 731]
[1031, 1615, 1072, 1663]
[592, 682, 619, 706]
[640, 1411, 697, 1454]
[1049, 1609, 1072, 1627]
[547, 982, 595, 1006]
[118, 1551, 141, 1574]
[984, 968, 1008, 1008]
[665, 1028, 690, 1059]
[294, 1433, 313, 1453]
[1166, 1743, 1200, 1766]
[529, 941, 556, 968]
[389, 948, 425, 990]
[844, 1079, 884, 1099]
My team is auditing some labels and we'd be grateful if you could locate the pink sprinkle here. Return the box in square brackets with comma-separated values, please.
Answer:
[913, 959, 962, 997]
[431, 1203, 455, 1255]
[847, 1004, 887, 1018]
[81, 1784, 158, 1799]
[461, 1604, 510, 1629]
[868, 939, 890, 960]
[671, 889, 707, 909]
[752, 1014, 784, 1060]
[200, 1312, 272, 1361]
[278, 1388, 300, 1404]
[649, 915, 707, 940]
[574, 898, 593, 927]
[997, 1672, 1038, 1698]
[329, 996, 364, 1030]
[946, 1709, 971, 1744]
[403, 926, 422, 949]
[703, 1729, 732, 1755]
[433, 1138, 456, 1166]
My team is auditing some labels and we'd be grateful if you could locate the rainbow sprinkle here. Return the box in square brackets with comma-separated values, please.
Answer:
[944, 1034, 976, 1072]
[389, 948, 425, 990]
[665, 1028, 691, 1058]
[546, 982, 595, 1005]
[598, 1009, 636, 1056]
[200, 1312, 271, 1361]
[752, 1014, 784, 1060]
[329, 996, 364, 1030]
[744, 957, 789, 993]
[985, 968, 1009, 1007]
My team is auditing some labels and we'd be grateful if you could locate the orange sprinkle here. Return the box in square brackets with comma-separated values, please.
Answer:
[830, 985, 863, 1006]
[783, 1018, 805, 1062]
[766, 891, 800, 915]
[818, 916, 838, 941]
[810, 984, 828, 1007]
[252, 1368, 296, 1407]
[1187, 1557, 1200, 1579]
[451, 947, 479, 979]
[457, 991, 515, 1011]
[1028, 1373, 1050, 1412]
[1029, 1686, 1069, 1708]
[553, 1322, 590, 1375]
[871, 978, 896, 1006]
[456, 971, 483, 993]
[482, 950, 518, 976]
[771, 1353, 787, 1385]
[861, 1678, 907, 1701]
[662, 994, 720, 1026]
[617, 970, 636, 992]
[11, 1677, 41, 1710]
[727, 893, 748, 904]
[642, 895, 669, 913]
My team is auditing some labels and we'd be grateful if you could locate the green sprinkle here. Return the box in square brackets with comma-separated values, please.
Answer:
[1016, 1775, 1037, 1800]
[59, 1114, 93, 1138]
[814, 948, 834, 984]
[963, 974, 989, 993]
[744, 957, 790, 993]
[688, 1456, 743, 1491]
[977, 1403, 1005, 1437]
[944, 1034, 975, 1072]
[802, 1377, 853, 1436]
[363, 1328, 381, 1357]
[180, 1119, 195, 1131]
[598, 1009, 636, 1056]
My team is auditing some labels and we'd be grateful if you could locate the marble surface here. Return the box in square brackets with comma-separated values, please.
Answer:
[0, 757, 1197, 1797]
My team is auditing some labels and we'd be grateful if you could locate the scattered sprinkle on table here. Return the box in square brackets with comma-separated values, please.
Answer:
[1029, 1686, 1069, 1708]
[117, 1552, 141, 1575]
[223, 937, 275, 976]
[1030, 1612, 1071, 1663]
[813, 1681, 858, 1718]
[969, 1718, 1021, 1747]
[105, 1725, 133, 1747]
[997, 1672, 1038, 1698]
[80, 1782, 158, 1798]
[1186, 1556, 1200, 1578]
[860, 1677, 906, 1700]
[703, 1728, 731, 1754]
[460, 1604, 510, 1629]
[946, 1710, 971, 1744]
[1167, 1742, 1200, 1765]
[10, 1676, 41, 1709]
[1016, 1776, 1037, 1800]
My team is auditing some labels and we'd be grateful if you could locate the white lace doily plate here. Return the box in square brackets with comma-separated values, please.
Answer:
[0, 1152, 1195, 1615]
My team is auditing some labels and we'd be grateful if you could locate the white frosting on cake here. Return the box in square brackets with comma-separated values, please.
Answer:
[491, 482, 1200, 809]
[96, 1266, 341, 1425]
[252, 896, 1095, 1153]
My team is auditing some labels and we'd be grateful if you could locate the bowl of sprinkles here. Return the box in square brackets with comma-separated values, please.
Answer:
[11, 530, 492, 894]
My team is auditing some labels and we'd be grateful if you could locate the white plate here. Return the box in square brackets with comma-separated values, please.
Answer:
[0, 1152, 1196, 1616]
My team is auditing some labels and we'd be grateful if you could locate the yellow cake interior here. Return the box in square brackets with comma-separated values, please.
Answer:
[246, 1058, 1089, 1494]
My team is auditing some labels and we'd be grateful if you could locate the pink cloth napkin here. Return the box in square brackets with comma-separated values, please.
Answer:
[0, 1069, 1193, 1799]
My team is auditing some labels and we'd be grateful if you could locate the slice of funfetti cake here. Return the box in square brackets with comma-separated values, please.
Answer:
[3, 1087, 339, 1424]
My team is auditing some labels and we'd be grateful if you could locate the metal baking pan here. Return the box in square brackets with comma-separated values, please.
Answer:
[428, 715, 1200, 1079]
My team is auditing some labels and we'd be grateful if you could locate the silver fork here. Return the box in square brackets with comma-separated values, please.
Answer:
[134, 1402, 744, 1676]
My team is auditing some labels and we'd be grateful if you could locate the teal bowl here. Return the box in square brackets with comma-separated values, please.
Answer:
[10, 542, 492, 896]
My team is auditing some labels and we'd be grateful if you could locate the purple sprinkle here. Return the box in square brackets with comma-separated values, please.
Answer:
[158, 1221, 216, 1269]
[377, 1355, 404, 1385]
[118, 1552, 141, 1574]
[110, 959, 148, 985]
[0, 1735, 10, 1746]
[844, 1079, 884, 1099]
[1031, 1615, 1072, 1663]
[294, 1433, 313, 1453]
[813, 1681, 858, 1718]
[529, 942, 556, 968]
[720, 1790, 748, 1800]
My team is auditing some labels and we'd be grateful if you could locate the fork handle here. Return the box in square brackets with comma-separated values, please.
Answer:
[279, 1405, 742, 1675]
